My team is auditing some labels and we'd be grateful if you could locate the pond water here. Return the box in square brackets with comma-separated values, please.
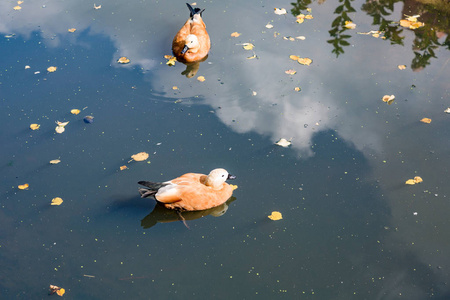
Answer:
[1, 0, 449, 299]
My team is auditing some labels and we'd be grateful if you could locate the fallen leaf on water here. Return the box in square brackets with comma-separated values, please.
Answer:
[18, 1, 24, 4]
[420, 118, 431, 124]
[296, 36, 306, 40]
[305, 15, 313, 20]
[94, 4, 102, 9]
[47, 66, 57, 72]
[30, 124, 40, 130]
[268, 211, 283, 221]
[296, 14, 305, 24]
[252, 91, 257, 96]
[399, 15, 424, 29]
[68, 28, 76, 33]
[242, 43, 254, 50]
[344, 21, 356, 29]
[445, 108, 450, 114]
[49, 285, 65, 296]
[166, 56, 177, 66]
[405, 176, 423, 185]
[25, 65, 30, 69]
[117, 57, 130, 64]
[120, 165, 128, 171]
[230, 32, 241, 37]
[51, 197, 63, 205]
[55, 126, 65, 133]
[71, 109, 81, 115]
[172, 86, 178, 90]
[382, 95, 395, 105]
[229, 184, 238, 190]
[13, 6, 22, 10]
[274, 8, 287, 15]
[197, 76, 205, 82]
[298, 57, 312, 65]
[265, 23, 273, 29]
[49, 159, 61, 164]
[283, 36, 295, 41]
[247, 54, 257, 59]
[275, 138, 291, 147]
[398, 65, 406, 70]
[294, 87, 301, 92]
[130, 152, 149, 162]
[83, 116, 94, 123]
[289, 55, 299, 61]
[18, 183, 29, 190]
[285, 69, 296, 75]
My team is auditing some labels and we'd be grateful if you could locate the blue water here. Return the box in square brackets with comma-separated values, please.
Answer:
[1, 0, 450, 299]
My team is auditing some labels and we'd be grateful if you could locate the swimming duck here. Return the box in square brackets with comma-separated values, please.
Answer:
[138, 168, 236, 211]
[172, 3, 211, 63]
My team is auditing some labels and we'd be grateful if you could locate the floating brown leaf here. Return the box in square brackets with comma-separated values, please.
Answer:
[120, 165, 128, 171]
[289, 55, 299, 61]
[230, 32, 241, 37]
[68, 28, 76, 33]
[420, 118, 431, 124]
[382, 95, 395, 105]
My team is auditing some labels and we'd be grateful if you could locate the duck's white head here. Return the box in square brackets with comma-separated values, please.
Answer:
[181, 34, 200, 54]
[205, 168, 236, 189]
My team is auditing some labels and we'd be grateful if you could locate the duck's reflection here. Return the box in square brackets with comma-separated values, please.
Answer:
[179, 55, 208, 78]
[141, 197, 236, 229]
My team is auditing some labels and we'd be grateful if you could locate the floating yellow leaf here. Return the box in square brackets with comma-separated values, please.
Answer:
[304, 15, 313, 20]
[398, 65, 406, 70]
[47, 66, 57, 72]
[399, 15, 424, 29]
[285, 69, 296, 75]
[229, 184, 238, 190]
[13, 5, 22, 10]
[131, 152, 149, 162]
[296, 36, 306, 40]
[296, 15, 305, 24]
[275, 138, 291, 147]
[18, 183, 29, 190]
[71, 109, 81, 115]
[57, 288, 65, 296]
[30, 123, 40, 130]
[120, 165, 128, 171]
[68, 28, 76, 33]
[247, 54, 257, 60]
[197, 76, 206, 82]
[265, 23, 273, 29]
[420, 118, 431, 124]
[414, 176, 423, 183]
[242, 43, 254, 50]
[289, 55, 299, 61]
[94, 4, 101, 9]
[382, 95, 395, 105]
[306, 8, 312, 13]
[405, 179, 416, 185]
[298, 57, 312, 65]
[49, 159, 61, 164]
[50, 285, 65, 296]
[172, 86, 178, 90]
[268, 211, 283, 221]
[166, 56, 177, 66]
[294, 87, 301, 92]
[17, 1, 24, 4]
[117, 57, 130, 64]
[274, 8, 287, 15]
[56, 121, 69, 127]
[230, 32, 241, 37]
[51, 197, 63, 205]
[344, 21, 356, 29]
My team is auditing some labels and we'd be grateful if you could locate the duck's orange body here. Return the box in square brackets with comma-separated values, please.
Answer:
[172, 3, 210, 63]
[138, 169, 235, 211]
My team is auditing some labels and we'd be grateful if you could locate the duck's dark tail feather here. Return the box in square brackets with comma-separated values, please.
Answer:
[186, 3, 204, 18]
[137, 181, 167, 198]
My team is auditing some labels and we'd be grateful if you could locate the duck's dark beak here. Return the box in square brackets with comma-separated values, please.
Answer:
[227, 174, 236, 180]
[181, 45, 189, 54]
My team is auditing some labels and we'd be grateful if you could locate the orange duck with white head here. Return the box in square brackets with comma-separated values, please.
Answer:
[172, 3, 211, 63]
